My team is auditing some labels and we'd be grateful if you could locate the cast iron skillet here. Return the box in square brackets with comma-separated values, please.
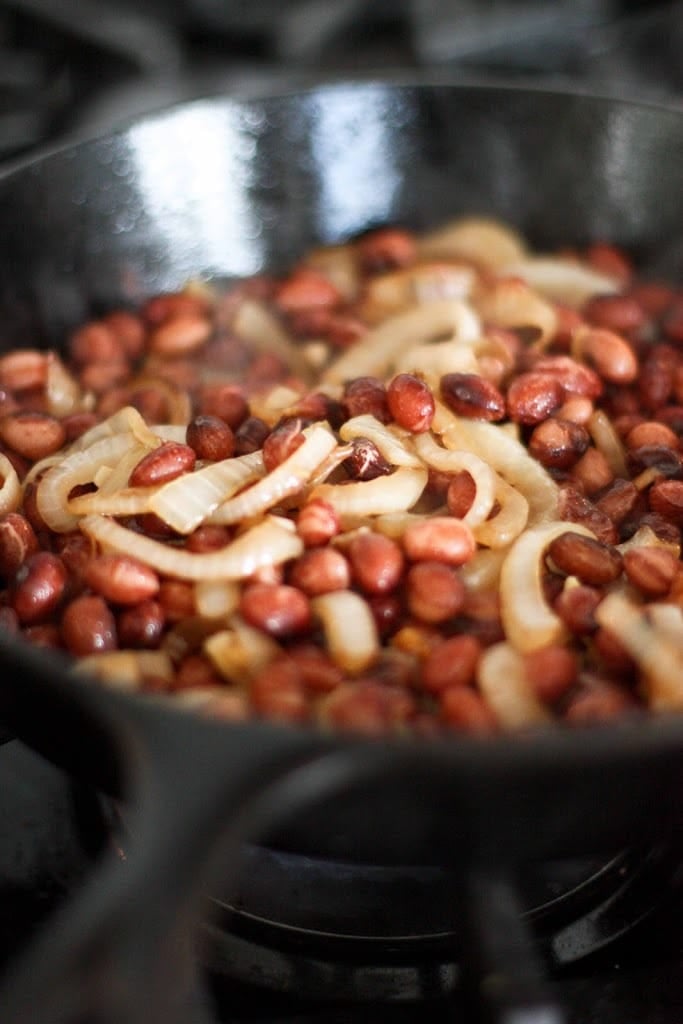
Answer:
[1, 80, 683, 1023]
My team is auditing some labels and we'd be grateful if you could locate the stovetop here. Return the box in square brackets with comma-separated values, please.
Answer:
[1, 2, 683, 1021]
[1, 738, 682, 1023]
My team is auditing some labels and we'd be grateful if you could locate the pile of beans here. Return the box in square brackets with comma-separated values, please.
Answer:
[0, 225, 682, 736]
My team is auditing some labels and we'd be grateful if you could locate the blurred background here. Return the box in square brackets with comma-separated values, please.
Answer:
[0, 0, 682, 163]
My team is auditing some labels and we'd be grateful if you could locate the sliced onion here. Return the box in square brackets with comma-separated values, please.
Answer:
[0, 454, 21, 515]
[596, 592, 683, 710]
[477, 642, 552, 728]
[128, 374, 192, 426]
[474, 476, 529, 549]
[194, 579, 240, 619]
[501, 258, 619, 307]
[69, 486, 153, 518]
[414, 433, 496, 527]
[312, 591, 379, 674]
[372, 512, 424, 539]
[204, 617, 280, 684]
[70, 406, 160, 452]
[323, 300, 481, 386]
[617, 525, 680, 558]
[37, 431, 149, 532]
[249, 385, 304, 426]
[459, 548, 507, 592]
[648, 604, 683, 647]
[45, 353, 83, 417]
[417, 217, 527, 268]
[149, 452, 265, 534]
[359, 261, 476, 320]
[153, 425, 190, 444]
[208, 425, 336, 526]
[304, 243, 360, 302]
[95, 442, 156, 497]
[473, 277, 557, 348]
[587, 409, 628, 480]
[311, 466, 428, 518]
[433, 402, 559, 523]
[73, 650, 173, 690]
[395, 339, 480, 381]
[233, 299, 314, 385]
[500, 522, 595, 653]
[80, 514, 303, 581]
[340, 415, 423, 468]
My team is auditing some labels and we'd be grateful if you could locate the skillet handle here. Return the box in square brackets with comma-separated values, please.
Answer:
[0, 700, 341, 1024]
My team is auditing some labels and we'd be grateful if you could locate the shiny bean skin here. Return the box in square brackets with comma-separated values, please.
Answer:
[440, 686, 498, 733]
[11, 553, 68, 625]
[523, 645, 578, 704]
[623, 547, 679, 597]
[84, 555, 160, 605]
[250, 659, 310, 723]
[129, 442, 196, 487]
[348, 533, 404, 595]
[403, 517, 476, 566]
[61, 594, 117, 656]
[117, 600, 165, 649]
[296, 499, 340, 547]
[289, 548, 350, 596]
[240, 584, 311, 638]
[387, 373, 435, 433]
[506, 373, 563, 425]
[319, 680, 416, 736]
[0, 513, 38, 578]
[405, 562, 465, 624]
[186, 415, 235, 461]
[420, 635, 482, 694]
[547, 533, 623, 586]
[0, 412, 66, 461]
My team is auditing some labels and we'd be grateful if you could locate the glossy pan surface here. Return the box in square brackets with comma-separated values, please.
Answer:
[0, 81, 682, 870]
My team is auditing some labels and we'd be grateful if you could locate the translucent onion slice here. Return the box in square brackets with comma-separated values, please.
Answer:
[128, 375, 192, 426]
[148, 452, 265, 534]
[596, 592, 683, 711]
[359, 261, 476, 320]
[617, 525, 680, 558]
[312, 591, 379, 674]
[474, 476, 529, 549]
[372, 512, 424, 539]
[414, 433, 496, 527]
[501, 258, 619, 307]
[304, 243, 359, 302]
[417, 217, 527, 268]
[648, 604, 683, 647]
[340, 415, 423, 468]
[194, 580, 240, 620]
[500, 522, 595, 653]
[0, 454, 21, 515]
[95, 442, 155, 496]
[233, 299, 314, 385]
[69, 486, 153, 518]
[459, 548, 507, 592]
[73, 650, 173, 690]
[45, 353, 83, 417]
[249, 385, 304, 427]
[70, 406, 160, 452]
[433, 402, 559, 523]
[80, 514, 303, 581]
[394, 339, 480, 381]
[477, 642, 552, 728]
[473, 277, 557, 348]
[587, 409, 628, 480]
[322, 300, 481, 386]
[208, 425, 336, 526]
[311, 466, 428, 518]
[153, 425, 190, 444]
[37, 431, 146, 532]
[204, 617, 280, 685]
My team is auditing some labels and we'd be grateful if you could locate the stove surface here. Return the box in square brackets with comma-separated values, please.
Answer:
[0, 739, 681, 1023]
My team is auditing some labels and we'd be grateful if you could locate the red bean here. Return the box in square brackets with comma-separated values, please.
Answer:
[405, 562, 465, 624]
[61, 594, 117, 656]
[117, 600, 165, 649]
[403, 517, 476, 566]
[0, 513, 38, 578]
[387, 373, 435, 433]
[440, 373, 506, 421]
[506, 373, 563, 425]
[84, 555, 160, 605]
[420, 635, 482, 693]
[10, 552, 68, 625]
[129, 442, 196, 487]
[348, 532, 404, 595]
[289, 548, 350, 596]
[296, 499, 340, 547]
[240, 584, 311, 637]
[186, 415, 235, 461]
